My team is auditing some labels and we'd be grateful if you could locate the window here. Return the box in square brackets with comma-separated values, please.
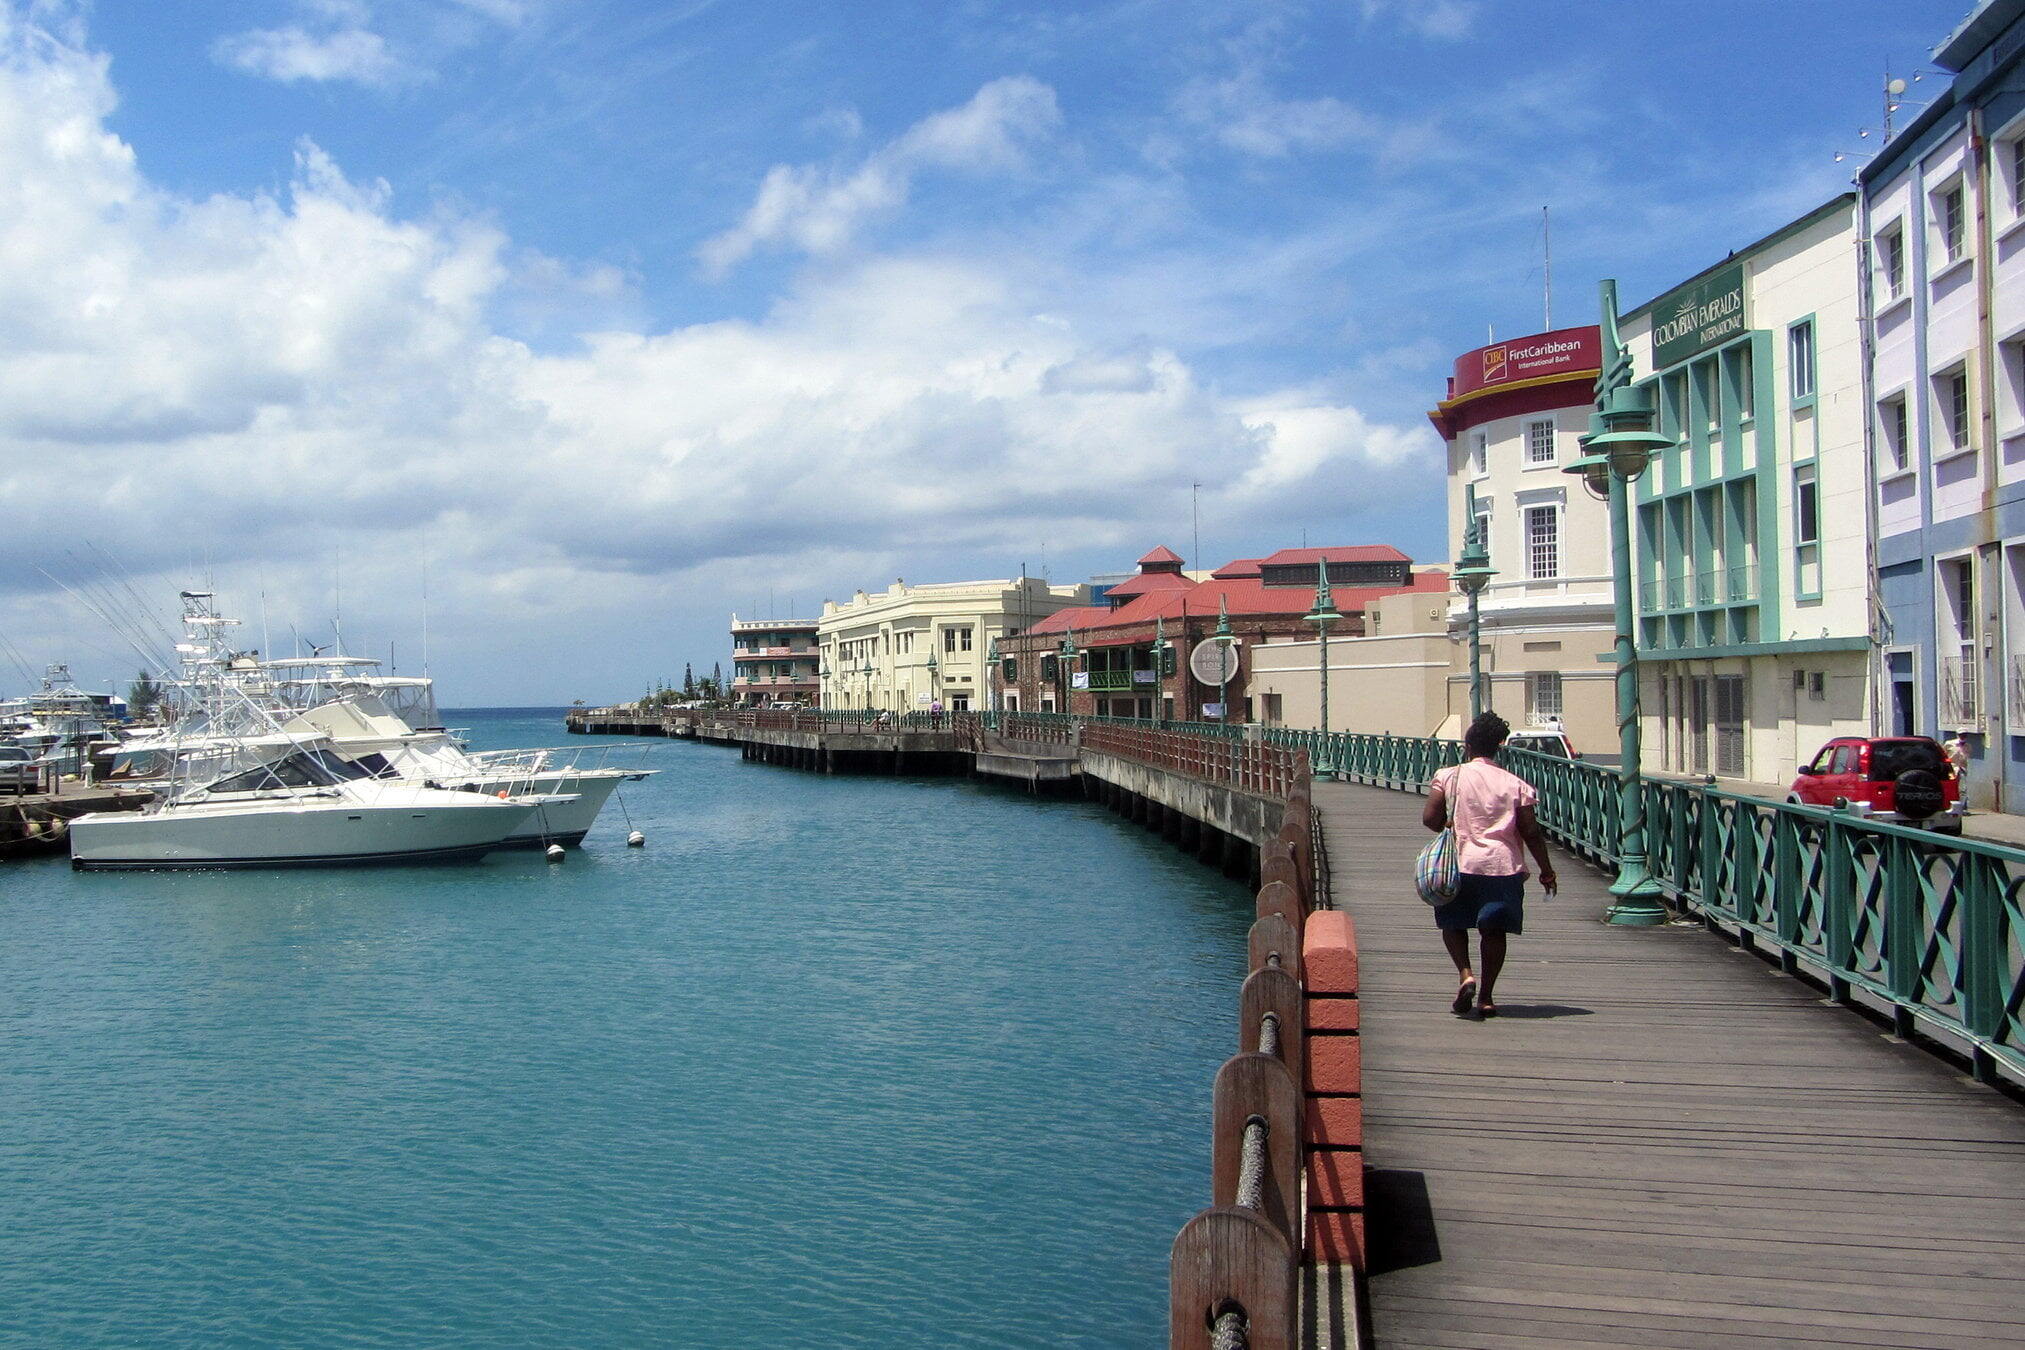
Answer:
[1938, 364, 1971, 452]
[1879, 222, 1906, 298]
[1469, 430, 1487, 477]
[1525, 419, 1555, 465]
[942, 626, 972, 653]
[2012, 138, 2025, 214]
[1879, 394, 1910, 471]
[1794, 472, 1819, 545]
[1733, 344, 1754, 421]
[1472, 505, 1491, 563]
[1524, 505, 1559, 579]
[1788, 321, 1815, 401]
[1526, 671, 1563, 724]
[1938, 181, 1967, 263]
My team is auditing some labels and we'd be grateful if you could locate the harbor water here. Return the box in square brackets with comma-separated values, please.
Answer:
[0, 709, 1251, 1348]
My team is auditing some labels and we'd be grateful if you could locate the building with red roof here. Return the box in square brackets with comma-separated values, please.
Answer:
[991, 544, 1449, 720]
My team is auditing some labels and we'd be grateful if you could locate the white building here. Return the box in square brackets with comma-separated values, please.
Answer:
[1618, 193, 1873, 785]
[817, 576, 1090, 713]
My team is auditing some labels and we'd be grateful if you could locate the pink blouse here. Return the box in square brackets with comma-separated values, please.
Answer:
[1431, 759, 1538, 877]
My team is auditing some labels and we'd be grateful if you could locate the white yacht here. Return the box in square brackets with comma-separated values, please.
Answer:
[70, 737, 544, 870]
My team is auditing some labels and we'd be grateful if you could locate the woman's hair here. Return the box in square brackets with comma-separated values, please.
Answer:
[1463, 711, 1510, 759]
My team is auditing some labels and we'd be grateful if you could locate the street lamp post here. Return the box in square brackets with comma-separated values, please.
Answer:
[1059, 628, 1078, 715]
[819, 661, 831, 710]
[1565, 278, 1673, 926]
[1151, 614, 1172, 728]
[1305, 556, 1342, 777]
[925, 647, 939, 723]
[1452, 484, 1497, 722]
[1212, 596, 1237, 726]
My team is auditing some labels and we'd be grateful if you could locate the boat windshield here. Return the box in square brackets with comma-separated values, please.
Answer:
[203, 749, 375, 794]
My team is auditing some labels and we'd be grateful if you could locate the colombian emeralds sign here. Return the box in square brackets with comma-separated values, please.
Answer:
[1650, 262, 1747, 368]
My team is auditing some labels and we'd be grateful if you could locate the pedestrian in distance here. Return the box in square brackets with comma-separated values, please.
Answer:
[1421, 711, 1557, 1018]
[1943, 730, 1971, 814]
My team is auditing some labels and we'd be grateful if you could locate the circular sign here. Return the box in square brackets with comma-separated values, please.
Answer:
[1189, 640, 1240, 685]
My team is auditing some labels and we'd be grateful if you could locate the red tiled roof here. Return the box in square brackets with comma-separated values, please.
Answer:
[1103, 571, 1196, 599]
[1137, 545, 1185, 566]
[1211, 558, 1262, 579]
[1258, 545, 1410, 566]
[1024, 606, 1111, 636]
[1017, 564, 1447, 644]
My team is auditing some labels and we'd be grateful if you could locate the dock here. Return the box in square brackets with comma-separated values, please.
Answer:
[1317, 779, 2025, 1349]
[1, 780, 153, 857]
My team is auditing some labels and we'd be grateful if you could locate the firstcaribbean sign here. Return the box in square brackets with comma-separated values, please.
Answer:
[1650, 262, 1747, 368]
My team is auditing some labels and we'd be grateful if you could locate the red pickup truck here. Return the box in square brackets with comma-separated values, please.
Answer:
[1788, 736, 1962, 833]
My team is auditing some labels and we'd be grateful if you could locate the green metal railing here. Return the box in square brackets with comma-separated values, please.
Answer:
[1254, 724, 2025, 1083]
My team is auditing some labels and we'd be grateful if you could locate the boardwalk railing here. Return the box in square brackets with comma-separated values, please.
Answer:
[1082, 724, 1307, 799]
[1257, 724, 2025, 1083]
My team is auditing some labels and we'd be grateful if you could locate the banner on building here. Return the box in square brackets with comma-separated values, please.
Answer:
[1449, 326, 1600, 400]
[1650, 262, 1747, 368]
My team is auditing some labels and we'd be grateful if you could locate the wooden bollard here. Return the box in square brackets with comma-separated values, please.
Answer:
[1211, 1051, 1301, 1242]
[1169, 1207, 1296, 1350]
[1276, 821, 1310, 891]
[1254, 880, 1301, 929]
[1240, 966, 1304, 1093]
[1247, 912, 1301, 980]
[1259, 844, 1307, 914]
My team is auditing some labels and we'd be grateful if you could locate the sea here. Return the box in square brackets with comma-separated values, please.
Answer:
[0, 708, 1252, 1348]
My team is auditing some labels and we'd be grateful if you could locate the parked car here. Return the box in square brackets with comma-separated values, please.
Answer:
[1505, 728, 1579, 760]
[0, 745, 46, 794]
[1788, 736, 1962, 833]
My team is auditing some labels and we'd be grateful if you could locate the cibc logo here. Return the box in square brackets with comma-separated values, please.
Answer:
[1481, 344, 1508, 384]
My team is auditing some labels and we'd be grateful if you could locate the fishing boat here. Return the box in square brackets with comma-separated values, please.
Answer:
[70, 737, 545, 870]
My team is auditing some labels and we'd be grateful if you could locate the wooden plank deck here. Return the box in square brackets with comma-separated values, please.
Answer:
[1313, 780, 2025, 1350]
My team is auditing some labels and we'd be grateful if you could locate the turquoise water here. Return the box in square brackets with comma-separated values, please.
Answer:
[0, 709, 1250, 1348]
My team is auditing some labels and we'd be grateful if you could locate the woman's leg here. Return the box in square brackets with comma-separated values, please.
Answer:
[1441, 929, 1473, 984]
[1477, 930, 1507, 1009]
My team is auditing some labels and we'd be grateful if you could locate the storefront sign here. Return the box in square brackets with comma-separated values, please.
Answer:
[1132, 669, 1157, 684]
[1449, 326, 1600, 400]
[1650, 262, 1747, 368]
[1071, 671, 1090, 690]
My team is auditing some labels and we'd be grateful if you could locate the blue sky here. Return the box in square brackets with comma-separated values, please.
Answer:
[0, 0, 1966, 701]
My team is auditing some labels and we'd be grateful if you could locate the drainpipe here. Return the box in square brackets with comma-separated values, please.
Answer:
[1972, 111, 2003, 782]
[1856, 181, 1883, 738]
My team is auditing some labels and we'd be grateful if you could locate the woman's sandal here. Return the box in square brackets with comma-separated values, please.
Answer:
[1451, 979, 1478, 1015]
[1478, 1000, 1499, 1018]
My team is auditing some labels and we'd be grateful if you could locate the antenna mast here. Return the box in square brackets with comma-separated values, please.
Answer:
[1542, 205, 1552, 329]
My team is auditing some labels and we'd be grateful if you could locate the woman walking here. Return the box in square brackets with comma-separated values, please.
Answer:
[1422, 712, 1556, 1017]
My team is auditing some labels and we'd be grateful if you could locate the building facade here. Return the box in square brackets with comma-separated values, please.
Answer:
[1617, 194, 1873, 786]
[1429, 326, 1616, 750]
[729, 617, 820, 706]
[990, 546, 1448, 722]
[816, 577, 1089, 713]
[1247, 590, 1455, 736]
[1858, 0, 2025, 810]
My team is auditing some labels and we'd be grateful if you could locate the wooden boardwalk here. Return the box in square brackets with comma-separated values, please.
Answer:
[1313, 781, 2025, 1350]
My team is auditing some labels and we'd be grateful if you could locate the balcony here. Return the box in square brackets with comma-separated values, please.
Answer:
[733, 646, 814, 659]
[1639, 565, 1757, 614]
[1087, 669, 1155, 691]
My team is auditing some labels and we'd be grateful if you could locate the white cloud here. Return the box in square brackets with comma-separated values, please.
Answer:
[213, 0, 415, 88]
[1176, 70, 1375, 158]
[697, 76, 1062, 275]
[1358, 0, 1478, 41]
[0, 7, 1429, 697]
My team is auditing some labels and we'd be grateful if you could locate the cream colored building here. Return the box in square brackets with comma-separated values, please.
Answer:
[1248, 591, 1455, 736]
[1432, 325, 1618, 754]
[1618, 194, 1873, 785]
[818, 576, 1090, 713]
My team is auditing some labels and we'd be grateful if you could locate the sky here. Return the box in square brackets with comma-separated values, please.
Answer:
[0, 0, 1967, 703]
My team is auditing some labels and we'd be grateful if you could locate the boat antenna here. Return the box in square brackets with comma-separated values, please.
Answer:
[421, 557, 430, 678]
[1542, 204, 1552, 329]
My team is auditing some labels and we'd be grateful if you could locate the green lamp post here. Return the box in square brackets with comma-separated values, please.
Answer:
[1305, 556, 1342, 777]
[1452, 484, 1497, 722]
[1212, 596, 1237, 726]
[986, 637, 999, 714]
[1059, 628, 1078, 714]
[1564, 278, 1673, 926]
[860, 658, 874, 712]
[819, 661, 831, 710]
[1151, 615, 1172, 728]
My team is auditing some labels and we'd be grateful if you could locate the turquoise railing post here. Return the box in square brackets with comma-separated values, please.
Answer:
[1883, 842, 1920, 1040]
[1698, 795, 1724, 924]
[1822, 810, 1856, 1004]
[1961, 853, 2004, 1084]
[1772, 811, 1803, 971]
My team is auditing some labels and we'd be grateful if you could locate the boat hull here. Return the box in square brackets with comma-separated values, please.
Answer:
[69, 796, 533, 872]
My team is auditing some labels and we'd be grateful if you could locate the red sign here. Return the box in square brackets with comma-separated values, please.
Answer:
[1450, 325, 1599, 401]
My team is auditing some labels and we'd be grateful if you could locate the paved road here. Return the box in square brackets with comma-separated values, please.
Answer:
[1313, 780, 2025, 1349]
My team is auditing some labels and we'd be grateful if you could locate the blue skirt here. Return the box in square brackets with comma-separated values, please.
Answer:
[1433, 872, 1525, 934]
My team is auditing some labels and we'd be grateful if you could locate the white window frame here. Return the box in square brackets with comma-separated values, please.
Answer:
[1524, 418, 1556, 466]
[1526, 671, 1563, 724]
[1469, 429, 1488, 478]
[1935, 552, 1981, 726]
[1934, 176, 1969, 265]
[1472, 499, 1493, 568]
[1787, 321, 1816, 402]
[1523, 503, 1560, 581]
[1793, 467, 1819, 546]
[1934, 362, 1972, 456]
[1878, 391, 1911, 473]
[1878, 219, 1907, 299]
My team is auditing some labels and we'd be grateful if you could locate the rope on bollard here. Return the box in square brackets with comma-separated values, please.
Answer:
[1234, 1116, 1269, 1213]
[1210, 1305, 1249, 1350]
[1257, 1009, 1279, 1058]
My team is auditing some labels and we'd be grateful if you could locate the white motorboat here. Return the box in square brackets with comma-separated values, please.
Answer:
[70, 741, 546, 870]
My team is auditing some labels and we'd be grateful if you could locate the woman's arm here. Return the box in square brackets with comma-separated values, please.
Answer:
[1517, 804, 1556, 892]
[1421, 786, 1447, 833]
